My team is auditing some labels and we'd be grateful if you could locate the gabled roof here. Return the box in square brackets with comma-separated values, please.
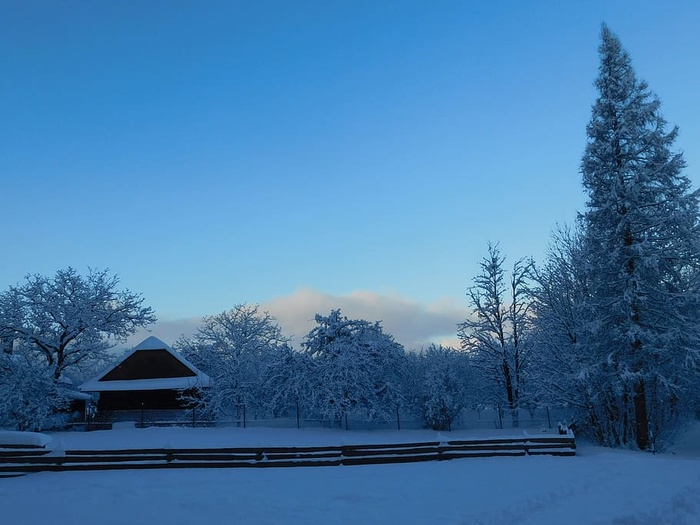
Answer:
[80, 336, 211, 392]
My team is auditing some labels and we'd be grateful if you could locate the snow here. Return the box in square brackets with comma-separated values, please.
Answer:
[668, 423, 700, 458]
[132, 336, 176, 351]
[78, 376, 207, 392]
[40, 426, 568, 451]
[1, 426, 699, 524]
[0, 431, 52, 448]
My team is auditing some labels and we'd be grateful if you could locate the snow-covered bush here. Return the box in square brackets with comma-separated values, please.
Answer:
[0, 352, 69, 431]
[262, 345, 314, 419]
[410, 345, 469, 431]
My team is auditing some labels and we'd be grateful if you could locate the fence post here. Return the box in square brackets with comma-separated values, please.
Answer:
[546, 406, 552, 429]
[497, 405, 503, 430]
[396, 406, 401, 431]
[344, 413, 349, 431]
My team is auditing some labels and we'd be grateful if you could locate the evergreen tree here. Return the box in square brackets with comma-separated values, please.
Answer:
[577, 25, 700, 449]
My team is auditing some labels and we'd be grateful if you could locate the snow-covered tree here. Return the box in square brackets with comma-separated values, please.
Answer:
[302, 310, 407, 423]
[572, 25, 700, 450]
[262, 345, 314, 419]
[458, 244, 534, 426]
[529, 225, 591, 410]
[0, 350, 69, 431]
[0, 267, 156, 380]
[177, 304, 291, 419]
[413, 344, 470, 431]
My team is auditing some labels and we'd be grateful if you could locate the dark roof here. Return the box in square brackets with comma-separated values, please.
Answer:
[79, 336, 211, 392]
[100, 349, 196, 381]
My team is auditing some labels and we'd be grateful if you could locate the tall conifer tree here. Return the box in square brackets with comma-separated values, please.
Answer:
[579, 25, 700, 449]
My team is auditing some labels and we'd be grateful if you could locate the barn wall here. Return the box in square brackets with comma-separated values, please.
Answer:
[98, 389, 191, 411]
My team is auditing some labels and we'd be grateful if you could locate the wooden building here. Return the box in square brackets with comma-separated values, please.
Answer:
[79, 336, 211, 411]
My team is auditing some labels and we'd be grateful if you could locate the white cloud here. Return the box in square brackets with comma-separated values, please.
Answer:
[263, 288, 467, 350]
[119, 288, 468, 351]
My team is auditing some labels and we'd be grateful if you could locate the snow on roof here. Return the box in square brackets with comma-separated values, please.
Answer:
[133, 335, 177, 352]
[79, 376, 209, 392]
[61, 386, 94, 400]
[79, 336, 211, 392]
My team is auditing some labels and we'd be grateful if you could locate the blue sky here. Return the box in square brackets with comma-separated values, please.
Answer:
[2, 1, 699, 348]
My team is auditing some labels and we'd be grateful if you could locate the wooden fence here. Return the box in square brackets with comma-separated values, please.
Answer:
[0, 434, 575, 475]
[67, 407, 574, 432]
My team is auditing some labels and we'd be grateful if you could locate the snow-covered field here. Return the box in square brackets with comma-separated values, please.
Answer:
[2, 425, 699, 525]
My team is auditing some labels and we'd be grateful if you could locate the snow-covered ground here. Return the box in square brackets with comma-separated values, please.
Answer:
[2, 425, 699, 525]
[0, 430, 52, 447]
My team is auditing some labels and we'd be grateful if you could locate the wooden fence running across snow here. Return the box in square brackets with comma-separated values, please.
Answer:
[0, 435, 575, 475]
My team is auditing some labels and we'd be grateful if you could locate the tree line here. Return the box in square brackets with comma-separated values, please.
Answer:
[1, 25, 699, 450]
[176, 305, 472, 432]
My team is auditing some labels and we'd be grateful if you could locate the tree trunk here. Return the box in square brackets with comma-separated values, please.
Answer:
[634, 379, 649, 450]
[502, 360, 517, 427]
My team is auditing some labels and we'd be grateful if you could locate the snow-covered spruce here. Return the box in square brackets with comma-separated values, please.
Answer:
[532, 25, 700, 450]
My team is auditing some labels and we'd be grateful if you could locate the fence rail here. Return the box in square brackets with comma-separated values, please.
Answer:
[0, 434, 575, 475]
